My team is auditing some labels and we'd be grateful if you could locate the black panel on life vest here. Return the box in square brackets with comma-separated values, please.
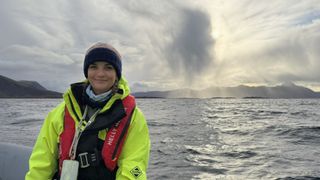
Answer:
[76, 132, 117, 179]
[83, 99, 126, 133]
[70, 82, 87, 112]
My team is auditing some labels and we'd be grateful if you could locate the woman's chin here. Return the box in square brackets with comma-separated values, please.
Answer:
[92, 86, 111, 94]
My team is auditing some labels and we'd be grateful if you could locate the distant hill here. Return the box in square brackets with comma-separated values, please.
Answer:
[133, 82, 320, 99]
[0, 75, 62, 98]
[18, 80, 47, 91]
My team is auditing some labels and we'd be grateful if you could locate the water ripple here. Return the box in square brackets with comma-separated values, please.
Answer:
[275, 176, 320, 180]
[219, 151, 258, 159]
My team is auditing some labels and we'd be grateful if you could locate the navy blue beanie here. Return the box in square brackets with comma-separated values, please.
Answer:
[83, 43, 122, 78]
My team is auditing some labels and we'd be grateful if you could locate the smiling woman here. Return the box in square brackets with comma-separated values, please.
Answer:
[25, 42, 151, 180]
[87, 62, 117, 95]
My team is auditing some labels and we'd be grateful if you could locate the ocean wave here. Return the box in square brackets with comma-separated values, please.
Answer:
[277, 126, 320, 140]
[221, 129, 250, 136]
[259, 125, 320, 145]
[147, 121, 178, 127]
[275, 176, 320, 180]
[8, 118, 42, 125]
[184, 145, 218, 156]
[219, 150, 257, 159]
[197, 166, 228, 175]
[278, 126, 320, 135]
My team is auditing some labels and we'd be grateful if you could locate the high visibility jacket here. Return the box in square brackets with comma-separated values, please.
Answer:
[59, 95, 135, 179]
[25, 77, 150, 180]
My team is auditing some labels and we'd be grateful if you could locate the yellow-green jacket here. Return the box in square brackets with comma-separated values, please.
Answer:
[25, 77, 150, 179]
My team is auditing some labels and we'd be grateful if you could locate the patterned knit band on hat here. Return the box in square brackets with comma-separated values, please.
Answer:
[83, 42, 122, 78]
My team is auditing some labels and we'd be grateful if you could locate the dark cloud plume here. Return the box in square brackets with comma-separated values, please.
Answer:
[166, 8, 215, 81]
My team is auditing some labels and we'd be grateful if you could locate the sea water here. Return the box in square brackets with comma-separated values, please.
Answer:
[0, 98, 319, 179]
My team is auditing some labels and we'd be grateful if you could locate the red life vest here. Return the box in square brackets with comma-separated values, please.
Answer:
[58, 95, 135, 173]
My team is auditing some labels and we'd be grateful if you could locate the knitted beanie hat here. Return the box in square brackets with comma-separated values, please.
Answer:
[83, 42, 122, 78]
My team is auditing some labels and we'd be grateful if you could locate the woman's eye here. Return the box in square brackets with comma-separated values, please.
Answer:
[105, 65, 114, 70]
[89, 65, 97, 69]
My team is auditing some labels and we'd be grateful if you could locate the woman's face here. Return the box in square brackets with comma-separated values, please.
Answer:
[87, 61, 117, 95]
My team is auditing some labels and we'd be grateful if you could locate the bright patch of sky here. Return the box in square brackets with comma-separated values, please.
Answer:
[0, 0, 319, 92]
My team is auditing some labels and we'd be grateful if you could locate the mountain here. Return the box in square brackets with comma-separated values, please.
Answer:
[18, 80, 47, 91]
[133, 83, 320, 99]
[0, 75, 62, 98]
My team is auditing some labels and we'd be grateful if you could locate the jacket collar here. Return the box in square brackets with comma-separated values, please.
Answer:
[63, 77, 131, 120]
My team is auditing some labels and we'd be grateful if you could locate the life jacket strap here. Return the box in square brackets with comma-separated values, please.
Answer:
[102, 95, 136, 171]
[76, 149, 101, 168]
[59, 107, 76, 174]
[59, 95, 136, 174]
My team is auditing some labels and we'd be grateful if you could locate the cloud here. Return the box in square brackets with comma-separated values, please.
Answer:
[166, 8, 215, 82]
[112, 1, 216, 87]
[206, 0, 320, 87]
[0, 0, 320, 92]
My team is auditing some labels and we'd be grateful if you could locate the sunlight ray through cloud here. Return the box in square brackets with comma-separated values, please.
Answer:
[0, 0, 319, 92]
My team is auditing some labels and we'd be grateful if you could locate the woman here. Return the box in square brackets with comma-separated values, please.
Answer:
[26, 42, 150, 180]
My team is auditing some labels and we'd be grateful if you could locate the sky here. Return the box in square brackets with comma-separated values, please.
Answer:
[0, 0, 320, 92]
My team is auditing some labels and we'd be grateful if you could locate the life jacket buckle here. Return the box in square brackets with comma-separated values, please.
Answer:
[79, 152, 90, 168]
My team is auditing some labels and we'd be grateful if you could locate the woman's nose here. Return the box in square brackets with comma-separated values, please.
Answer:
[96, 68, 105, 76]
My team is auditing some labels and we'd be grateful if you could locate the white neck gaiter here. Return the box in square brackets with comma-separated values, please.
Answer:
[85, 85, 113, 102]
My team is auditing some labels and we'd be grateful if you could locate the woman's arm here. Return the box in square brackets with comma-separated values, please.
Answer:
[25, 103, 65, 180]
[116, 107, 151, 180]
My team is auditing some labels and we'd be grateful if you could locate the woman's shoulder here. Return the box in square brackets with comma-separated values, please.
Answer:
[130, 106, 147, 128]
[49, 101, 66, 114]
[46, 101, 66, 123]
